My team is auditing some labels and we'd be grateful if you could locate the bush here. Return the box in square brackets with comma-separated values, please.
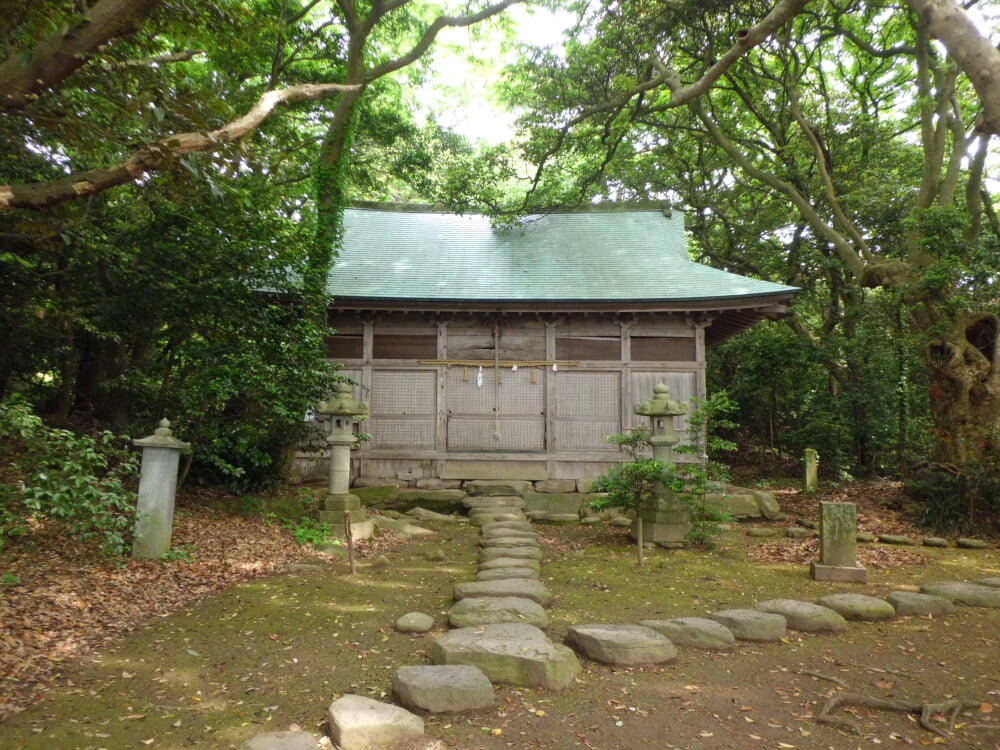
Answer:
[0, 398, 139, 556]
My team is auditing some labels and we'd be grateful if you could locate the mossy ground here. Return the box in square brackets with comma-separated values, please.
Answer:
[4, 512, 999, 750]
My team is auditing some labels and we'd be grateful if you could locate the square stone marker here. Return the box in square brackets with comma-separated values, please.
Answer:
[811, 501, 867, 583]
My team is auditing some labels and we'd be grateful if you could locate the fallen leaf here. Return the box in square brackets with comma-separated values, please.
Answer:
[981, 703, 993, 713]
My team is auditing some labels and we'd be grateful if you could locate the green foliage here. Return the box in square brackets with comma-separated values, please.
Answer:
[282, 516, 341, 547]
[159, 544, 198, 563]
[591, 395, 738, 551]
[0, 398, 138, 557]
[907, 461, 1000, 535]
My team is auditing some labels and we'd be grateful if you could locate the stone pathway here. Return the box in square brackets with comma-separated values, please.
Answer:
[240, 490, 1000, 749]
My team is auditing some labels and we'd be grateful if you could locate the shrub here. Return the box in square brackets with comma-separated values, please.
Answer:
[0, 398, 139, 556]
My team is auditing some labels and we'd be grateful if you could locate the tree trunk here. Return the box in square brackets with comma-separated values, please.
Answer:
[924, 313, 1000, 470]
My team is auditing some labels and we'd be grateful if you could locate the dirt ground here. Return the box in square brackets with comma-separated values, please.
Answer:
[2, 482, 1000, 750]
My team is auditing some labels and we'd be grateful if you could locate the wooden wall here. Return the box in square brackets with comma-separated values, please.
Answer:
[317, 311, 706, 481]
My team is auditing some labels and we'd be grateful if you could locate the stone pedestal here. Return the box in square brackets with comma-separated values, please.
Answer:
[132, 419, 190, 559]
[811, 501, 867, 583]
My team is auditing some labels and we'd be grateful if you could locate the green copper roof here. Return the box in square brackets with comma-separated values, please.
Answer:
[329, 205, 798, 303]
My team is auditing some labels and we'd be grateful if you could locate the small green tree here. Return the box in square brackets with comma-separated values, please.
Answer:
[591, 393, 739, 561]
[590, 426, 663, 565]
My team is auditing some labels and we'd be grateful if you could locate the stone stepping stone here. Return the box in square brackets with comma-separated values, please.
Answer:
[465, 481, 533, 496]
[878, 534, 916, 545]
[816, 593, 897, 621]
[565, 624, 677, 665]
[477, 567, 541, 581]
[746, 527, 778, 538]
[922, 537, 949, 547]
[639, 617, 735, 651]
[709, 609, 786, 641]
[609, 517, 632, 527]
[406, 508, 466, 523]
[471, 513, 526, 527]
[481, 527, 536, 540]
[886, 591, 956, 616]
[448, 596, 548, 628]
[480, 536, 539, 548]
[395, 612, 435, 633]
[798, 519, 819, 529]
[479, 556, 541, 572]
[239, 731, 322, 750]
[976, 577, 1000, 588]
[755, 599, 848, 633]
[920, 581, 1000, 607]
[956, 538, 989, 549]
[328, 694, 423, 750]
[481, 546, 543, 562]
[464, 495, 526, 510]
[480, 520, 535, 533]
[785, 526, 814, 539]
[431, 623, 581, 691]
[454, 579, 553, 606]
[856, 532, 876, 543]
[393, 665, 495, 713]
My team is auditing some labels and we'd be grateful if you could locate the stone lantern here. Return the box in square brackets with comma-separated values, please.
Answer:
[632, 383, 690, 547]
[315, 383, 373, 539]
[132, 419, 190, 559]
[634, 382, 686, 463]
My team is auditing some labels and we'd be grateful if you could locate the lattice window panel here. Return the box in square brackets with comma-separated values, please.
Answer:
[627, 371, 695, 436]
[371, 370, 436, 415]
[446, 367, 544, 415]
[555, 420, 621, 452]
[555, 372, 621, 418]
[447, 417, 545, 452]
[368, 417, 436, 450]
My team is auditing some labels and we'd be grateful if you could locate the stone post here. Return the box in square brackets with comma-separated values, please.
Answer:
[316, 383, 373, 539]
[132, 419, 190, 559]
[804, 448, 819, 491]
[811, 501, 867, 583]
[632, 383, 690, 547]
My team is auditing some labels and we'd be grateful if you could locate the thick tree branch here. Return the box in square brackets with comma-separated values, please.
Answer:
[107, 49, 207, 68]
[0, 82, 359, 210]
[0, 0, 165, 112]
[906, 0, 1000, 135]
[367, 0, 523, 81]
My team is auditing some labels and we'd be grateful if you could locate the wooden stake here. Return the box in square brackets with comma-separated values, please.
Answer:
[345, 510, 356, 574]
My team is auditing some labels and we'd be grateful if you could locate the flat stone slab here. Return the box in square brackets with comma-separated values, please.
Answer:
[448, 596, 548, 627]
[817, 593, 897, 621]
[856, 532, 876, 542]
[395, 612, 435, 633]
[786, 527, 815, 539]
[878, 534, 917, 545]
[481, 526, 536, 539]
[565, 624, 677, 665]
[406, 507, 466, 523]
[465, 480, 533, 496]
[471, 513, 526, 526]
[956, 538, 989, 549]
[922, 537, 949, 547]
[534, 479, 577, 494]
[886, 591, 956, 616]
[976, 577, 1000, 588]
[479, 556, 540, 571]
[477, 566, 541, 581]
[746, 527, 778, 538]
[480, 520, 535, 533]
[454, 579, 552, 606]
[431, 623, 581, 691]
[709, 609, 786, 641]
[756, 599, 847, 633]
[480, 536, 539, 548]
[481, 546, 543, 562]
[464, 496, 526, 510]
[639, 617, 735, 651]
[920, 581, 1000, 607]
[327, 694, 424, 750]
[811, 560, 868, 584]
[239, 731, 322, 750]
[393, 665, 495, 713]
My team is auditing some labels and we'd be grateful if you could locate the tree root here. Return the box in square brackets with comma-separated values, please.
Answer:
[816, 692, 980, 736]
[797, 669, 848, 688]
